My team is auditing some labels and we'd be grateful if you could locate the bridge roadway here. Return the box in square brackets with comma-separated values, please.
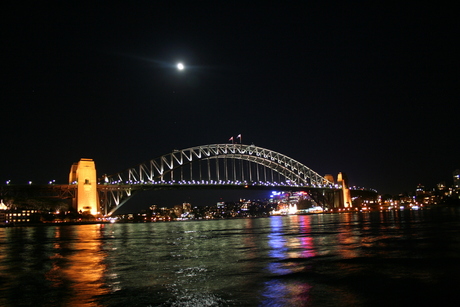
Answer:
[0, 184, 76, 199]
[0, 182, 339, 197]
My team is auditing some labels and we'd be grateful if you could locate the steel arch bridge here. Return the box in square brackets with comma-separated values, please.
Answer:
[99, 144, 337, 215]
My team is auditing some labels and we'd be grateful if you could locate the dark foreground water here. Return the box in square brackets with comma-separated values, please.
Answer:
[1, 208, 460, 307]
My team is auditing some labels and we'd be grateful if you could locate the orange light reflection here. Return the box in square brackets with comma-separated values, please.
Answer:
[45, 225, 109, 305]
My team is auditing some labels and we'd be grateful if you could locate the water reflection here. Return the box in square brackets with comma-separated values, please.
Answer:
[0, 225, 108, 306]
[0, 227, 54, 305]
[336, 213, 362, 259]
[94, 220, 272, 306]
[262, 216, 314, 306]
[49, 225, 109, 306]
[292, 215, 316, 259]
[1, 210, 460, 306]
[268, 216, 287, 261]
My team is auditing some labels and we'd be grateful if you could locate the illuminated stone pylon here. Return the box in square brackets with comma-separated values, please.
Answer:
[337, 172, 352, 208]
[69, 158, 100, 215]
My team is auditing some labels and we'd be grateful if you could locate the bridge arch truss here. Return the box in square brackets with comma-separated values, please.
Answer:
[106, 144, 332, 187]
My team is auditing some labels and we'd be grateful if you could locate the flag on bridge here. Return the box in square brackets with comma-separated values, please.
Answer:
[229, 136, 234, 143]
[237, 134, 242, 143]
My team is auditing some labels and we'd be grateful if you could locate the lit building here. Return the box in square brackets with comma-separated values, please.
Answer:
[216, 202, 225, 209]
[416, 184, 425, 196]
[182, 202, 192, 213]
[173, 205, 183, 217]
[453, 169, 460, 190]
[437, 182, 447, 191]
[269, 191, 312, 214]
[435, 181, 450, 200]
[3, 209, 40, 224]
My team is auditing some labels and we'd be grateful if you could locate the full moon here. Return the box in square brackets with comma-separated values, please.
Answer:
[177, 63, 184, 70]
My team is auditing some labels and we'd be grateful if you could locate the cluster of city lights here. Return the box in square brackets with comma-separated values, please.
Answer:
[350, 185, 378, 193]
[2, 179, 353, 192]
[4, 178, 381, 194]
[0, 178, 366, 193]
[102, 178, 338, 188]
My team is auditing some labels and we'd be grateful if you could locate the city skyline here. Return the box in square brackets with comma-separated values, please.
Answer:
[2, 2, 459, 197]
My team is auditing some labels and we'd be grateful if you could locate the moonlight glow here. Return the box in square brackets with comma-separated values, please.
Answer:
[177, 63, 184, 70]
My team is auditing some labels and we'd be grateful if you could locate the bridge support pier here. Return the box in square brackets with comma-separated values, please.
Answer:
[322, 172, 353, 209]
[337, 172, 352, 208]
[69, 159, 100, 216]
[337, 173, 353, 208]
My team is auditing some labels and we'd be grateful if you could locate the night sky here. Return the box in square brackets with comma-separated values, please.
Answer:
[2, 2, 459, 207]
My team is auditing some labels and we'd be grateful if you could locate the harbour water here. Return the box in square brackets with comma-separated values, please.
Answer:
[1, 208, 460, 306]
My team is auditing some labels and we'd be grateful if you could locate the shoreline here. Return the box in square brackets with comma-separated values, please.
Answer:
[2, 206, 459, 227]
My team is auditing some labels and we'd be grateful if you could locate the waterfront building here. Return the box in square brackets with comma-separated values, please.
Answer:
[0, 211, 5, 225]
[416, 184, 425, 196]
[453, 169, 460, 194]
[182, 202, 192, 213]
[3, 209, 40, 224]
[173, 205, 183, 217]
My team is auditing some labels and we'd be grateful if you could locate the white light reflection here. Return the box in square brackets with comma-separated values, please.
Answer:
[261, 216, 315, 306]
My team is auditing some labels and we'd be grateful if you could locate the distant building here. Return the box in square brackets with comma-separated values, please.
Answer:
[3, 209, 40, 224]
[453, 169, 460, 190]
[173, 205, 183, 216]
[437, 182, 447, 190]
[182, 203, 191, 213]
[416, 184, 425, 196]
